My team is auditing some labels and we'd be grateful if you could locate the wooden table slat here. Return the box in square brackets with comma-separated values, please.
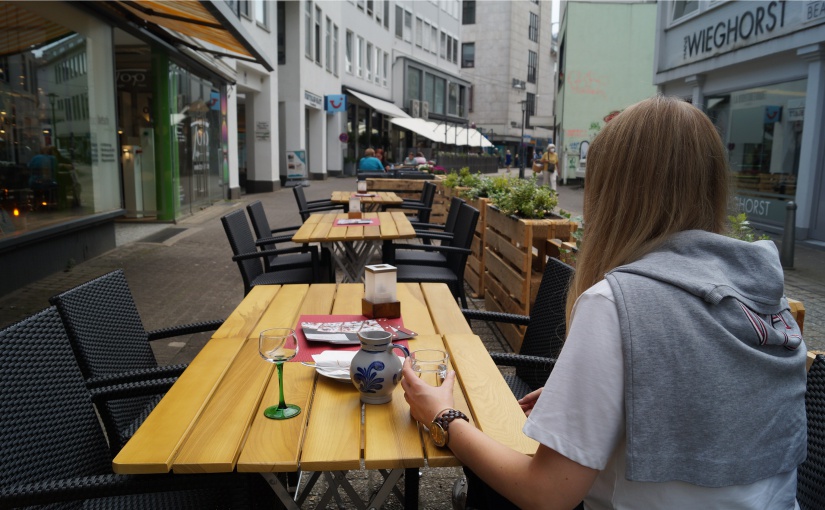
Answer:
[421, 283, 474, 335]
[397, 283, 436, 336]
[443, 334, 538, 456]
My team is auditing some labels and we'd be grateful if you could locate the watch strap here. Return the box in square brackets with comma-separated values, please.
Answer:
[433, 408, 469, 445]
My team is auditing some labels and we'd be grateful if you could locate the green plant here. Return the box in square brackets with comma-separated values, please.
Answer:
[465, 175, 512, 199]
[726, 213, 771, 242]
[443, 167, 482, 189]
[490, 176, 558, 219]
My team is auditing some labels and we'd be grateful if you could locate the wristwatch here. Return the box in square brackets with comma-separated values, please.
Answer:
[430, 408, 469, 447]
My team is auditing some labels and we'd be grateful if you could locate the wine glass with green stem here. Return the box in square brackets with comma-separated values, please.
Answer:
[258, 328, 301, 420]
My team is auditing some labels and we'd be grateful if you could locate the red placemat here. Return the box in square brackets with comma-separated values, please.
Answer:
[333, 218, 380, 227]
[293, 314, 409, 362]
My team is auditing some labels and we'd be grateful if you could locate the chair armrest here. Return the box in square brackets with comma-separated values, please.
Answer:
[414, 231, 454, 242]
[89, 377, 177, 401]
[384, 203, 430, 211]
[231, 245, 316, 262]
[255, 235, 295, 246]
[307, 198, 334, 205]
[461, 309, 530, 327]
[270, 225, 302, 234]
[490, 353, 556, 371]
[410, 222, 447, 231]
[392, 244, 470, 255]
[0, 473, 245, 507]
[147, 319, 224, 340]
[85, 365, 187, 388]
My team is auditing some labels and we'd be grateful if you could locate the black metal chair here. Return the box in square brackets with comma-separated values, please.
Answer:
[246, 200, 334, 282]
[391, 203, 479, 308]
[292, 185, 345, 222]
[798, 353, 825, 510]
[382, 181, 436, 224]
[0, 307, 273, 508]
[386, 197, 464, 267]
[222, 208, 320, 296]
[461, 257, 575, 399]
[49, 269, 224, 454]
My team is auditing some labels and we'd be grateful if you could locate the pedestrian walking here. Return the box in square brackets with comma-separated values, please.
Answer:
[540, 144, 559, 191]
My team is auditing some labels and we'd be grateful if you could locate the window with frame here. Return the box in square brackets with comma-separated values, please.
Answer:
[366, 42, 373, 81]
[333, 24, 339, 75]
[367, 0, 373, 16]
[356, 36, 364, 77]
[315, 6, 322, 64]
[254, 0, 267, 27]
[423, 22, 430, 51]
[277, 1, 285, 64]
[345, 30, 353, 73]
[416, 18, 423, 47]
[526, 92, 536, 127]
[461, 42, 474, 68]
[430, 26, 438, 53]
[448, 82, 458, 115]
[672, 1, 698, 21]
[404, 11, 412, 42]
[305, 1, 312, 58]
[468, 85, 473, 113]
[408, 68, 421, 101]
[462, 0, 475, 24]
[395, 5, 403, 38]
[239, 0, 249, 17]
[357, 0, 365, 10]
[383, 1, 390, 28]
[529, 12, 539, 42]
[452, 37, 458, 63]
[527, 50, 537, 83]
[382, 51, 388, 86]
[440, 31, 447, 59]
[325, 17, 332, 71]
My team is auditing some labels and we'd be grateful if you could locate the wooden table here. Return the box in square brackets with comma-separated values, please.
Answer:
[113, 283, 537, 509]
[330, 191, 404, 211]
[291, 211, 417, 283]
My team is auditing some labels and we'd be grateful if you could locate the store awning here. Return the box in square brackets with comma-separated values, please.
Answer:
[89, 0, 274, 71]
[0, 2, 73, 57]
[390, 117, 442, 142]
[349, 90, 410, 118]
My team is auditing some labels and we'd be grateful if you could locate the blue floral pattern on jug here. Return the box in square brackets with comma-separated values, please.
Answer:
[353, 361, 385, 393]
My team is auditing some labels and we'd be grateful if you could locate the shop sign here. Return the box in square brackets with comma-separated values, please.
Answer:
[304, 90, 323, 109]
[763, 105, 782, 124]
[116, 68, 148, 90]
[255, 121, 270, 141]
[286, 150, 307, 180]
[734, 194, 786, 224]
[660, 1, 825, 70]
[326, 94, 347, 113]
[787, 99, 805, 121]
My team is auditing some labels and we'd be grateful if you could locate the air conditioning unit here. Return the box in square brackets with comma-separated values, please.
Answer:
[421, 101, 430, 119]
[410, 99, 420, 117]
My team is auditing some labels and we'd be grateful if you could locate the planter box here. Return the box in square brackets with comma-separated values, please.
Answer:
[483, 205, 578, 351]
[546, 238, 578, 267]
[366, 177, 448, 224]
[443, 193, 491, 298]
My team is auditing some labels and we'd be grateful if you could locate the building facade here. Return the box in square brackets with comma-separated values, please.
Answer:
[654, 0, 825, 244]
[460, 0, 556, 169]
[555, 0, 657, 183]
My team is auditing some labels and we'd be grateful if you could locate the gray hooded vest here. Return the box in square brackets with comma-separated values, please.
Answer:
[605, 230, 806, 487]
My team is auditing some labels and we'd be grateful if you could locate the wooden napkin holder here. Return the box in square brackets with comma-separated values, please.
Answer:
[362, 299, 401, 319]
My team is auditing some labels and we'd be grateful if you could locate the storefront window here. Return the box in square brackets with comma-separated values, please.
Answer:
[407, 68, 421, 102]
[706, 79, 807, 226]
[0, 5, 119, 238]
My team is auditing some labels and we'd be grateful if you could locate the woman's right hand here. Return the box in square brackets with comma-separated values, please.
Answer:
[517, 387, 543, 417]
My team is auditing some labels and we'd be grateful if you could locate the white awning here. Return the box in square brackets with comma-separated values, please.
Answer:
[349, 90, 410, 118]
[390, 117, 442, 142]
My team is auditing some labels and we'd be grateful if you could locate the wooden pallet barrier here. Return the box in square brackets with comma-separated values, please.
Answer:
[367, 177, 448, 224]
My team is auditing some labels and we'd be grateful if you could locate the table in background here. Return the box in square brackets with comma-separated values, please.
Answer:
[292, 211, 416, 282]
[330, 191, 403, 211]
[113, 283, 537, 509]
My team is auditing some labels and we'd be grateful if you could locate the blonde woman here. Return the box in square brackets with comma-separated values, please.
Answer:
[402, 96, 806, 510]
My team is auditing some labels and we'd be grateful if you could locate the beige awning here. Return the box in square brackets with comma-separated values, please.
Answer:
[390, 117, 442, 142]
[349, 90, 410, 119]
[93, 0, 274, 71]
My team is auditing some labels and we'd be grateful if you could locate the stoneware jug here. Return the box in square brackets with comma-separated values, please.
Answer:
[350, 330, 410, 404]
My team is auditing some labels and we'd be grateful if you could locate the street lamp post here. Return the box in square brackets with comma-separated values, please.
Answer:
[519, 100, 527, 179]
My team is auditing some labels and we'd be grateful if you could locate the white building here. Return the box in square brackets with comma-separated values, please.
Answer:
[654, 0, 825, 243]
[460, 0, 556, 171]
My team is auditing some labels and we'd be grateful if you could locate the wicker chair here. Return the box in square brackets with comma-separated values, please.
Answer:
[292, 185, 345, 222]
[798, 354, 825, 510]
[386, 197, 463, 267]
[381, 181, 436, 224]
[222, 209, 320, 296]
[246, 200, 334, 282]
[391, 203, 479, 308]
[0, 307, 272, 508]
[49, 269, 224, 454]
[461, 257, 575, 399]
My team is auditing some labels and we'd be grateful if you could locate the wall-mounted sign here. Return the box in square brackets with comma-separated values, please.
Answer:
[286, 150, 307, 180]
[763, 105, 782, 124]
[255, 121, 270, 141]
[339, 132, 349, 143]
[326, 94, 347, 113]
[787, 99, 805, 121]
[305, 90, 323, 109]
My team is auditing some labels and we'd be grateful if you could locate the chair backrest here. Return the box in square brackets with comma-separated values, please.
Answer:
[49, 269, 156, 381]
[0, 307, 112, 488]
[445, 203, 479, 274]
[517, 257, 575, 389]
[443, 197, 464, 242]
[292, 186, 311, 221]
[798, 354, 825, 510]
[222, 209, 265, 295]
[416, 181, 437, 224]
[246, 201, 275, 250]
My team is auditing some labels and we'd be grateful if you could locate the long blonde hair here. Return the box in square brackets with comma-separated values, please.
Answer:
[566, 96, 730, 322]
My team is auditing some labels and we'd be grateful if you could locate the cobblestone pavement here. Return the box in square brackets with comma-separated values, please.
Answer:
[0, 172, 821, 508]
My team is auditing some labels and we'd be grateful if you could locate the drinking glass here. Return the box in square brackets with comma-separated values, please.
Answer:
[411, 349, 449, 386]
[258, 328, 301, 420]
